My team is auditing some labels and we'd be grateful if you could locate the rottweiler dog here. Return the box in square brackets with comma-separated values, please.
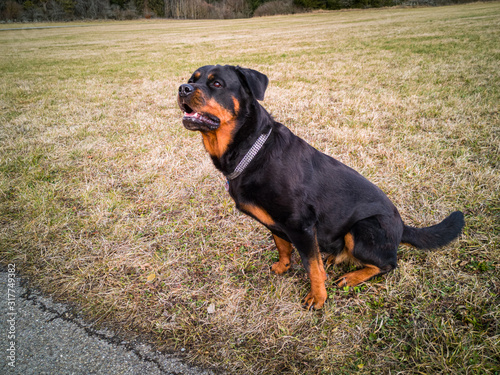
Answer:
[177, 64, 465, 310]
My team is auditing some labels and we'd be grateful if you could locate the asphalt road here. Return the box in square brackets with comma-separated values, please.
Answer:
[1, 266, 217, 375]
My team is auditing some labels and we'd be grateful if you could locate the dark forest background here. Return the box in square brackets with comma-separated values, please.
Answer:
[0, 0, 485, 22]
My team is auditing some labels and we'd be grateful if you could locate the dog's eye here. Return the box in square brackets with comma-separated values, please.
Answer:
[213, 81, 222, 88]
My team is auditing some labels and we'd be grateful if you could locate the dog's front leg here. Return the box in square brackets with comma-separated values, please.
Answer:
[287, 228, 327, 310]
[271, 234, 293, 274]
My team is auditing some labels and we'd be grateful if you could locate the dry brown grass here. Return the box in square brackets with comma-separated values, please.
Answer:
[1, 3, 499, 373]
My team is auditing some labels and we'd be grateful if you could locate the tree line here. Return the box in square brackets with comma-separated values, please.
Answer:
[0, 0, 483, 22]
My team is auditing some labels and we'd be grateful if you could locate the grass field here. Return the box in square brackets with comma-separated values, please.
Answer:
[1, 3, 499, 373]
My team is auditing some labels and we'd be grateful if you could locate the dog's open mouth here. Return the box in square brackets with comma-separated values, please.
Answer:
[182, 104, 220, 130]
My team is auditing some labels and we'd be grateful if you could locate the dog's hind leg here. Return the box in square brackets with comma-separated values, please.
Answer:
[335, 216, 399, 287]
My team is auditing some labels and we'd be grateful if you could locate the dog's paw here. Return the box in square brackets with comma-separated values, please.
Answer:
[270, 261, 290, 275]
[302, 289, 327, 310]
[335, 266, 381, 287]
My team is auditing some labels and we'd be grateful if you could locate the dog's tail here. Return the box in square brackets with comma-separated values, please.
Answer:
[401, 211, 465, 249]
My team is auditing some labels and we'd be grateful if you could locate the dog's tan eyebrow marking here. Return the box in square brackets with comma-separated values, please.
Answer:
[232, 96, 240, 115]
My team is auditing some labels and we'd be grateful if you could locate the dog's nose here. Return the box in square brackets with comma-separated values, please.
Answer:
[178, 83, 194, 97]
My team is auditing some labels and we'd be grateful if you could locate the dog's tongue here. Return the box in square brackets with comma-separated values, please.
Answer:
[184, 111, 200, 118]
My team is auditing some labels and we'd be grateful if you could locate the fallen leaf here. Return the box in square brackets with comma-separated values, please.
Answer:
[207, 303, 216, 314]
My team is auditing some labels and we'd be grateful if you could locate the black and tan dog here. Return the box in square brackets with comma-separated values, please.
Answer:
[177, 64, 464, 310]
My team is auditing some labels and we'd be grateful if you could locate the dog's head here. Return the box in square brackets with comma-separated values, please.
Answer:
[177, 65, 268, 132]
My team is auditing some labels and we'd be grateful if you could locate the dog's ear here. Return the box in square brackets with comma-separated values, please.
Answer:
[235, 66, 269, 101]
